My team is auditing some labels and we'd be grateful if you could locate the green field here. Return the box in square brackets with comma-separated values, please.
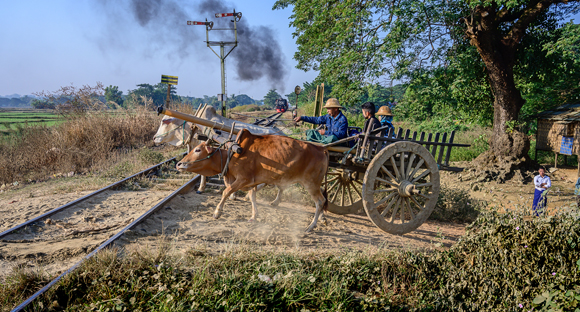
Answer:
[0, 108, 65, 131]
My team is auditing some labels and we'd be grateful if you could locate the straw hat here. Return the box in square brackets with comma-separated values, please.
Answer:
[323, 98, 342, 109]
[376, 106, 393, 116]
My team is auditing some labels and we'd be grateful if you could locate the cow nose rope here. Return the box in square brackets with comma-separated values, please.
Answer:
[178, 139, 239, 178]
[154, 120, 189, 146]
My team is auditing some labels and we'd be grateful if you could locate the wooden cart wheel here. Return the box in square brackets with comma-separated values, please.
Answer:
[362, 141, 440, 235]
[325, 168, 364, 215]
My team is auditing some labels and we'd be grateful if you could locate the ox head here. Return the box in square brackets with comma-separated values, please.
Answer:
[153, 116, 199, 148]
[176, 141, 220, 176]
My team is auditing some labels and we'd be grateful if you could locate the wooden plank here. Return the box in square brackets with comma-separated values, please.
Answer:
[425, 133, 433, 153]
[437, 132, 448, 164]
[358, 122, 374, 159]
[380, 127, 393, 151]
[322, 135, 359, 147]
[444, 131, 455, 166]
[396, 127, 404, 139]
[412, 131, 417, 142]
[367, 137, 376, 159]
[431, 133, 440, 157]
[353, 135, 470, 147]
[404, 129, 411, 140]
[419, 132, 425, 144]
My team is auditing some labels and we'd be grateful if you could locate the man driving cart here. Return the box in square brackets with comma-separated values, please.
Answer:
[293, 98, 348, 144]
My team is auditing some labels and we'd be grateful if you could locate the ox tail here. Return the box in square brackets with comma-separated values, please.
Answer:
[322, 150, 329, 212]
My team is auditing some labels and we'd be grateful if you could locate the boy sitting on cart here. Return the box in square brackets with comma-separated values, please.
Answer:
[293, 98, 348, 144]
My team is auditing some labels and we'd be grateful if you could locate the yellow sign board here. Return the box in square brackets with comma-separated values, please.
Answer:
[161, 75, 178, 85]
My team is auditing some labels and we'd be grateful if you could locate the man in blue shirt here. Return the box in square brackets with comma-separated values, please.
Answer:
[294, 98, 348, 144]
[532, 168, 551, 216]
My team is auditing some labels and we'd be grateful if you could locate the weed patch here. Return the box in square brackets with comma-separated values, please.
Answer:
[3, 208, 579, 311]
[0, 107, 159, 186]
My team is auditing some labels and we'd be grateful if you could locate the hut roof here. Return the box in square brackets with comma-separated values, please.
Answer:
[536, 103, 580, 122]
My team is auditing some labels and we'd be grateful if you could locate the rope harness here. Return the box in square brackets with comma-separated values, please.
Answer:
[342, 141, 359, 165]
[178, 138, 238, 177]
[154, 120, 191, 146]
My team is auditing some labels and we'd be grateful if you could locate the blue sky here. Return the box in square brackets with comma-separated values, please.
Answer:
[0, 0, 318, 100]
[1, 1, 579, 100]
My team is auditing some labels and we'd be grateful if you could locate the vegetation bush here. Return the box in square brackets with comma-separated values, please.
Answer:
[138, 148, 164, 165]
[430, 187, 482, 223]
[0, 107, 159, 186]
[3, 206, 579, 311]
[229, 104, 262, 113]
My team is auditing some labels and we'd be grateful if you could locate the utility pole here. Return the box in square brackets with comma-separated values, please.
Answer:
[188, 11, 241, 117]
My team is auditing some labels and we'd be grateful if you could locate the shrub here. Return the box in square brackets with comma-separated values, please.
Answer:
[0, 107, 159, 186]
[230, 104, 261, 113]
[138, 148, 164, 165]
[430, 187, 482, 223]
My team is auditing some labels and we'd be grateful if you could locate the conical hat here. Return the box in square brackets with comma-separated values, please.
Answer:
[323, 98, 342, 109]
[376, 106, 393, 116]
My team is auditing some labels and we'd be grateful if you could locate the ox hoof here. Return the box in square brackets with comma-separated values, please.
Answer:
[196, 190, 202, 194]
[213, 211, 223, 219]
[247, 218, 255, 222]
[269, 201, 280, 207]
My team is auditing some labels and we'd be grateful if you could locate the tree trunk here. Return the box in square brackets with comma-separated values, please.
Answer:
[486, 61, 530, 160]
[467, 7, 531, 161]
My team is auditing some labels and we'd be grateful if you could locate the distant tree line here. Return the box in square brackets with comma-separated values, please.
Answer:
[17, 79, 407, 114]
[0, 96, 36, 108]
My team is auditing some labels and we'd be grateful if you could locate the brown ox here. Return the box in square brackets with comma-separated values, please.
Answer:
[176, 129, 329, 232]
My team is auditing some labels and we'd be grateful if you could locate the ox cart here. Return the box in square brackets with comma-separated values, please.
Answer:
[157, 106, 469, 235]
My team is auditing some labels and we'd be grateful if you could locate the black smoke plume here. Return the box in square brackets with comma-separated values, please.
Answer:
[99, 0, 287, 87]
[197, 0, 288, 85]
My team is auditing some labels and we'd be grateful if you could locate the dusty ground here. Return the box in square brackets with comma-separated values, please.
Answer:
[448, 162, 579, 214]
[115, 190, 465, 254]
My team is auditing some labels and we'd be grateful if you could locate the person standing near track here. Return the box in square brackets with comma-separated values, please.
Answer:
[532, 168, 551, 216]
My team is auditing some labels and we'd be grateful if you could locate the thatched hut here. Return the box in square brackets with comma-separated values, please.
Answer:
[535, 103, 580, 173]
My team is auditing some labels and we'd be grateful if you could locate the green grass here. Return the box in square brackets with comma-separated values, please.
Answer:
[2, 205, 579, 311]
[0, 109, 65, 131]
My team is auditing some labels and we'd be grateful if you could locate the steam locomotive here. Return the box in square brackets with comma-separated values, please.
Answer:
[275, 98, 288, 113]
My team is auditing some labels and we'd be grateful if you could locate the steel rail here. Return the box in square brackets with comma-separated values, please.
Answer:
[0, 153, 186, 239]
[253, 112, 283, 126]
[10, 174, 202, 312]
[263, 112, 284, 127]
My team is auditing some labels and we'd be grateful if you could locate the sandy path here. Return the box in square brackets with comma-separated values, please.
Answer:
[115, 191, 465, 253]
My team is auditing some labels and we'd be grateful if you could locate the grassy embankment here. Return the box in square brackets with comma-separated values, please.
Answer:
[1, 203, 579, 311]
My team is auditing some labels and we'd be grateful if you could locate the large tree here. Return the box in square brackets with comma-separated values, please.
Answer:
[274, 0, 580, 162]
[105, 85, 124, 108]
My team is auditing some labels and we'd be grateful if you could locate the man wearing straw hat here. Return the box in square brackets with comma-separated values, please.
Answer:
[376, 105, 395, 131]
[294, 98, 348, 144]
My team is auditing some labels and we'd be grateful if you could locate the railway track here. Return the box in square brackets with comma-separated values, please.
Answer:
[1, 155, 203, 312]
[252, 111, 284, 126]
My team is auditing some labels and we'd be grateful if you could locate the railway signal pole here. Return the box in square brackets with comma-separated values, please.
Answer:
[188, 10, 242, 117]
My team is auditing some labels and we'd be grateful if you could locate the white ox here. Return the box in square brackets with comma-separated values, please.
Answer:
[153, 105, 285, 205]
